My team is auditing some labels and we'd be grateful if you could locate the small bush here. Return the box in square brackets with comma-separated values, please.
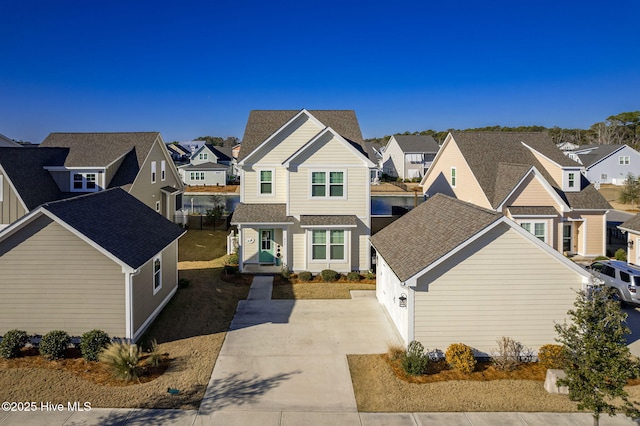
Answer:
[387, 343, 405, 361]
[298, 271, 313, 282]
[99, 342, 142, 382]
[491, 336, 524, 371]
[401, 340, 429, 375]
[365, 270, 375, 280]
[594, 255, 609, 261]
[280, 264, 291, 281]
[320, 269, 340, 282]
[0, 329, 29, 359]
[80, 329, 111, 361]
[445, 343, 477, 374]
[225, 253, 238, 265]
[39, 330, 71, 359]
[347, 271, 361, 282]
[538, 344, 566, 369]
[146, 339, 163, 367]
[615, 248, 628, 261]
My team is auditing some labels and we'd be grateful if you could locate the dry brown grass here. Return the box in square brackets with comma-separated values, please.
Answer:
[598, 184, 640, 212]
[272, 274, 376, 299]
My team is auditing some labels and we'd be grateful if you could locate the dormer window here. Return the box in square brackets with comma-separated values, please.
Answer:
[199, 153, 208, 160]
[71, 173, 98, 192]
[568, 173, 575, 188]
[563, 169, 581, 192]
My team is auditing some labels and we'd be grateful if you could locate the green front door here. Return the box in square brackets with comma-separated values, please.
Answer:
[259, 229, 275, 263]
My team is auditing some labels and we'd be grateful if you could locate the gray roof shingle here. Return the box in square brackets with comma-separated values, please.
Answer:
[42, 188, 184, 269]
[370, 193, 502, 282]
[392, 135, 439, 153]
[239, 110, 366, 162]
[620, 213, 640, 233]
[231, 203, 293, 224]
[573, 144, 626, 167]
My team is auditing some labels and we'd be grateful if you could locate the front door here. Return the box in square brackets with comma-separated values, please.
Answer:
[259, 229, 275, 263]
[563, 223, 573, 254]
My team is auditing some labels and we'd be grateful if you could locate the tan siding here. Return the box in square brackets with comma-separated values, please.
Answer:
[413, 223, 582, 354]
[131, 242, 178, 334]
[0, 216, 126, 337]
[0, 171, 27, 225]
[242, 167, 287, 204]
[504, 174, 562, 210]
[252, 116, 323, 165]
[422, 138, 491, 209]
[584, 213, 606, 256]
[529, 151, 562, 186]
[240, 228, 260, 264]
[105, 154, 126, 187]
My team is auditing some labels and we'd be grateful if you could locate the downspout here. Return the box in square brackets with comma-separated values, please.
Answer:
[125, 268, 141, 342]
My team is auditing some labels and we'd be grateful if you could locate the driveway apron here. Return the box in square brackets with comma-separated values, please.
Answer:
[199, 278, 402, 413]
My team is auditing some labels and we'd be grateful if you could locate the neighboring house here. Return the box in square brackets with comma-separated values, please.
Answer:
[556, 141, 580, 152]
[565, 144, 640, 185]
[0, 188, 185, 341]
[618, 214, 640, 265]
[166, 143, 191, 163]
[232, 109, 375, 274]
[0, 133, 21, 147]
[421, 132, 611, 257]
[364, 141, 384, 183]
[370, 193, 590, 355]
[178, 143, 232, 186]
[382, 135, 439, 180]
[36, 132, 185, 222]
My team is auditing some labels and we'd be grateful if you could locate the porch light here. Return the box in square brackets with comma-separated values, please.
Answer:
[629, 240, 634, 249]
[399, 293, 407, 308]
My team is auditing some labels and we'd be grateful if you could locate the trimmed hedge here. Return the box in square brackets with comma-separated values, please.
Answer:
[80, 329, 111, 361]
[0, 329, 29, 359]
[39, 330, 71, 359]
[320, 269, 340, 282]
[347, 271, 361, 282]
[298, 271, 313, 281]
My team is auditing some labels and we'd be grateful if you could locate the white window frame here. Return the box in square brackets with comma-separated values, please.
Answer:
[619, 156, 630, 165]
[309, 229, 347, 263]
[519, 220, 547, 243]
[153, 255, 162, 295]
[601, 173, 607, 181]
[450, 167, 457, 188]
[70, 172, 99, 192]
[161, 160, 166, 181]
[155, 201, 160, 212]
[190, 171, 205, 182]
[198, 153, 208, 161]
[258, 168, 275, 196]
[309, 169, 346, 199]
[568, 172, 575, 188]
[151, 161, 157, 183]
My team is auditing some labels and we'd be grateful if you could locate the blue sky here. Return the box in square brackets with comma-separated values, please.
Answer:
[1, 1, 638, 143]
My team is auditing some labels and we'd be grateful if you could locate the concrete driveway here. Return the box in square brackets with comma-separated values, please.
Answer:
[198, 286, 401, 414]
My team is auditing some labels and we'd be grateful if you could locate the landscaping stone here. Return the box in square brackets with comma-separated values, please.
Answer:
[543, 368, 569, 394]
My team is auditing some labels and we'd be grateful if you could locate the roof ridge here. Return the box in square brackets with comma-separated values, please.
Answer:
[430, 193, 502, 217]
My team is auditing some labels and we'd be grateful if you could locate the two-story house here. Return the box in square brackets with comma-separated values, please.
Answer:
[420, 132, 611, 257]
[0, 132, 184, 227]
[178, 143, 233, 186]
[382, 134, 439, 180]
[231, 109, 375, 274]
[565, 144, 640, 185]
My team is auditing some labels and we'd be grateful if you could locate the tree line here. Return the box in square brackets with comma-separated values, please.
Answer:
[365, 111, 640, 148]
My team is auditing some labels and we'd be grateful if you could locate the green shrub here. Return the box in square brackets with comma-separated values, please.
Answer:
[347, 271, 361, 282]
[39, 330, 71, 359]
[146, 339, 164, 367]
[594, 255, 609, 261]
[99, 342, 142, 381]
[79, 329, 111, 361]
[0, 329, 29, 359]
[445, 343, 477, 374]
[401, 340, 429, 375]
[538, 344, 566, 369]
[280, 264, 291, 281]
[365, 270, 375, 280]
[298, 271, 313, 282]
[225, 253, 239, 265]
[615, 248, 628, 261]
[320, 269, 340, 282]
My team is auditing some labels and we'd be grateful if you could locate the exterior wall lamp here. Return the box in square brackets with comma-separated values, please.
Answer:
[399, 293, 407, 308]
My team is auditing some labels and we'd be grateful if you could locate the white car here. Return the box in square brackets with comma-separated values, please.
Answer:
[586, 260, 640, 306]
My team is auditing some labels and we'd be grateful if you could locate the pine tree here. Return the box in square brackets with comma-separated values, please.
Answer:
[555, 282, 640, 426]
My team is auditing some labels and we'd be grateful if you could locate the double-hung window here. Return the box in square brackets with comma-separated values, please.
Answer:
[198, 153, 208, 161]
[520, 222, 546, 242]
[568, 172, 575, 188]
[153, 256, 162, 294]
[311, 229, 345, 260]
[259, 170, 273, 195]
[72, 173, 98, 191]
[190, 172, 205, 181]
[620, 156, 630, 165]
[451, 167, 457, 187]
[161, 161, 166, 181]
[311, 171, 344, 198]
[151, 161, 157, 183]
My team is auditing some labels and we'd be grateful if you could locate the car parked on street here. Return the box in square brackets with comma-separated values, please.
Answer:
[586, 260, 640, 306]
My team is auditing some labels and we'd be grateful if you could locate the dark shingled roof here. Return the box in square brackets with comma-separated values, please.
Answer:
[370, 194, 502, 282]
[392, 135, 439, 153]
[231, 203, 293, 224]
[448, 131, 609, 210]
[239, 110, 366, 162]
[300, 215, 358, 227]
[0, 147, 68, 209]
[42, 188, 184, 269]
[620, 213, 640, 233]
[508, 206, 559, 216]
[573, 144, 626, 168]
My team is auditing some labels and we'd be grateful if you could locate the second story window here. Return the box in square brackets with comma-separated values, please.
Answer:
[311, 171, 344, 198]
[620, 156, 630, 165]
[72, 173, 98, 191]
[198, 153, 208, 160]
[568, 173, 575, 188]
[259, 170, 273, 195]
[161, 161, 166, 181]
[151, 161, 157, 183]
[450, 167, 457, 188]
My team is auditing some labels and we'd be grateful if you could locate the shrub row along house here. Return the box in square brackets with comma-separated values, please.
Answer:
[0, 133, 186, 341]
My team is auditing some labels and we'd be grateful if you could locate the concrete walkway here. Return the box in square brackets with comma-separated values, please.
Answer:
[2, 277, 638, 425]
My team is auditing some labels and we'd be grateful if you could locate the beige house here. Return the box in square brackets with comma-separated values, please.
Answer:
[420, 132, 611, 257]
[370, 194, 590, 355]
[0, 188, 185, 341]
[0, 132, 184, 228]
[232, 109, 375, 273]
[619, 214, 640, 265]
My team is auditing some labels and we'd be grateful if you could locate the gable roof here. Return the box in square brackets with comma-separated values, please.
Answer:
[0, 133, 21, 147]
[239, 109, 366, 162]
[619, 213, 640, 234]
[191, 144, 232, 163]
[370, 194, 502, 282]
[390, 135, 439, 153]
[0, 147, 70, 210]
[572, 144, 628, 168]
[437, 131, 609, 210]
[35, 188, 185, 269]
